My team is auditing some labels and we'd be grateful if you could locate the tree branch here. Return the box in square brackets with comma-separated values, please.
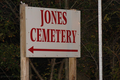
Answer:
[115, 0, 120, 4]
[50, 58, 56, 80]
[10, 0, 19, 12]
[0, 67, 11, 80]
[58, 59, 65, 79]
[106, 46, 120, 67]
[82, 42, 98, 70]
[5, 0, 19, 19]
[59, 0, 61, 8]
[103, 0, 113, 11]
[70, 0, 77, 9]
[29, 60, 44, 80]
[83, 0, 114, 26]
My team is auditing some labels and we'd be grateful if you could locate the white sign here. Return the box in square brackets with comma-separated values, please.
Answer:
[25, 6, 80, 57]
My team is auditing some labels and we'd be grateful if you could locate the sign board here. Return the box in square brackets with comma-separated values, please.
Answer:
[25, 6, 80, 57]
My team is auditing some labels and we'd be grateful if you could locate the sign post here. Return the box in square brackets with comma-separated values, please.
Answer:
[20, 4, 29, 80]
[69, 58, 77, 80]
[20, 4, 80, 80]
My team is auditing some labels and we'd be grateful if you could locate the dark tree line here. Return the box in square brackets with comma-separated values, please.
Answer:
[0, 0, 120, 80]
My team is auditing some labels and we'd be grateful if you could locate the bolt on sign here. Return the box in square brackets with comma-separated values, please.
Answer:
[25, 6, 81, 57]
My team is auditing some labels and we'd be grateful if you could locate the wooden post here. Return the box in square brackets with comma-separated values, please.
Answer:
[69, 8, 77, 80]
[20, 4, 29, 80]
[69, 58, 76, 80]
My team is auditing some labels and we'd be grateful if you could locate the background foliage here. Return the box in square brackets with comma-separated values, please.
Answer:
[0, 0, 120, 80]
